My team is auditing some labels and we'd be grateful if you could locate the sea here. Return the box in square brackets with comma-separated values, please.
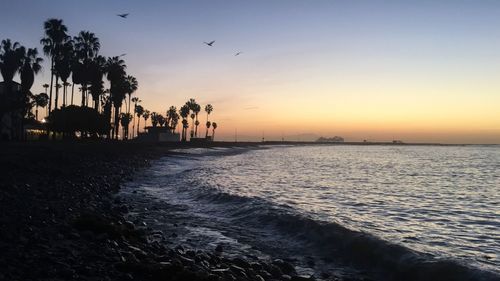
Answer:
[120, 145, 500, 281]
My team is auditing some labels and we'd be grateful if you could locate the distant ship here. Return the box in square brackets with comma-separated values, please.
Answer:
[316, 136, 344, 143]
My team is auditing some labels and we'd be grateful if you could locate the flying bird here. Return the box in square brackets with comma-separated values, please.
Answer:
[235, 52, 243, 56]
[117, 13, 129, 18]
[204, 40, 215, 46]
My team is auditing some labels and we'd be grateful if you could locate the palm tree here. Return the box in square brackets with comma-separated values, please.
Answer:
[19, 47, 43, 92]
[186, 98, 199, 138]
[150, 112, 159, 127]
[119, 112, 132, 140]
[179, 104, 190, 141]
[166, 106, 178, 132]
[204, 104, 213, 138]
[42, 83, 49, 114]
[124, 75, 138, 138]
[205, 121, 211, 139]
[131, 97, 140, 138]
[158, 114, 166, 127]
[19, 47, 43, 127]
[0, 39, 23, 87]
[62, 82, 71, 106]
[88, 55, 106, 111]
[74, 31, 100, 60]
[74, 31, 100, 107]
[193, 103, 201, 137]
[171, 113, 179, 134]
[212, 122, 217, 140]
[40, 18, 68, 113]
[33, 93, 49, 120]
[54, 39, 73, 108]
[142, 110, 150, 130]
[0, 39, 24, 136]
[105, 56, 126, 139]
[134, 105, 144, 137]
[125, 76, 138, 114]
[189, 112, 195, 137]
[182, 119, 189, 141]
[70, 56, 84, 106]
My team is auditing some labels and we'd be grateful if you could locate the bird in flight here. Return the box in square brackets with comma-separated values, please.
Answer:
[235, 52, 243, 56]
[117, 13, 129, 18]
[204, 40, 215, 46]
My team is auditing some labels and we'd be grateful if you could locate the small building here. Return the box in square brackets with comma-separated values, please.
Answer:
[0, 81, 23, 140]
[137, 126, 180, 142]
[190, 136, 213, 143]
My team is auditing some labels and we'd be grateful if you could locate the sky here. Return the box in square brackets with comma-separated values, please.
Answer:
[1, 0, 499, 143]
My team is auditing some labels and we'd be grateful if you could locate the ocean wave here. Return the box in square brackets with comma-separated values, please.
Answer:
[188, 186, 499, 281]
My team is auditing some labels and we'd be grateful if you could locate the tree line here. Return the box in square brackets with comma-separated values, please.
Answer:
[0, 18, 218, 141]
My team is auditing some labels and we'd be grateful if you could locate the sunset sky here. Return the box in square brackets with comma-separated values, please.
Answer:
[1, 0, 499, 143]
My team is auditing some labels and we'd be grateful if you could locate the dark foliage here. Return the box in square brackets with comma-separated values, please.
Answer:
[47, 105, 110, 136]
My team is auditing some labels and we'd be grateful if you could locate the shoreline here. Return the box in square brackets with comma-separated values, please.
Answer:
[1, 142, 497, 281]
[0, 142, 322, 281]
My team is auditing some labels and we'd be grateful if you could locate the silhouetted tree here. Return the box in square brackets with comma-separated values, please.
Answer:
[170, 113, 179, 133]
[150, 112, 159, 127]
[41, 19, 68, 113]
[212, 122, 217, 140]
[54, 39, 73, 108]
[193, 103, 201, 137]
[124, 75, 138, 138]
[205, 121, 211, 138]
[204, 104, 213, 138]
[131, 97, 140, 138]
[105, 56, 126, 139]
[74, 31, 100, 107]
[134, 104, 144, 136]
[20, 47, 43, 93]
[48, 105, 110, 138]
[179, 104, 190, 141]
[186, 98, 199, 138]
[88, 55, 106, 111]
[166, 106, 178, 132]
[142, 110, 150, 130]
[19, 47, 44, 136]
[158, 114, 166, 127]
[119, 112, 132, 139]
[0, 39, 24, 136]
[33, 93, 49, 120]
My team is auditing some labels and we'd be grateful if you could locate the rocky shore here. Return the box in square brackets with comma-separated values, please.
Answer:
[0, 142, 324, 281]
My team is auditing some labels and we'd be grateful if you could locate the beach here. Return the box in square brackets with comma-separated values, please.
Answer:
[1, 142, 498, 281]
[0, 142, 320, 281]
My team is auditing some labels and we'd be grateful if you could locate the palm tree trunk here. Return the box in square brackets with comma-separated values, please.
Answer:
[195, 114, 199, 137]
[62, 84, 66, 107]
[212, 129, 215, 140]
[48, 59, 54, 114]
[114, 106, 120, 140]
[136, 117, 140, 137]
[54, 76, 60, 110]
[81, 86, 85, 106]
[132, 114, 135, 138]
[127, 97, 131, 139]
[205, 112, 208, 137]
[35, 106, 39, 121]
[71, 83, 75, 105]
[191, 117, 195, 138]
[127, 95, 131, 115]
